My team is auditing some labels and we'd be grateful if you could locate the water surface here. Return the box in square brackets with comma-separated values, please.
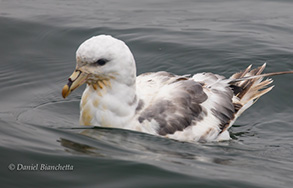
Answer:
[1, 0, 293, 187]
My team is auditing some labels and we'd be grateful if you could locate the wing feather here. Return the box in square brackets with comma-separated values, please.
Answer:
[134, 71, 236, 141]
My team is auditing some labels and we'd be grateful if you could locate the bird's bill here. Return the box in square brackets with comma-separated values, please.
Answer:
[62, 69, 88, 98]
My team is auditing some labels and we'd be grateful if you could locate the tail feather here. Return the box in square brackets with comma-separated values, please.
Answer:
[217, 63, 292, 138]
[248, 85, 274, 103]
[231, 64, 252, 79]
[230, 63, 272, 102]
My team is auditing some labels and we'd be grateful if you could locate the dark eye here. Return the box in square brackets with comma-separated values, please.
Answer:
[94, 59, 108, 66]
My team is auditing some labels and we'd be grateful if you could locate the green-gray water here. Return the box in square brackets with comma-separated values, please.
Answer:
[1, 0, 293, 187]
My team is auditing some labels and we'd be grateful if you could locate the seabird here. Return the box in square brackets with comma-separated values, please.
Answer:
[62, 35, 293, 142]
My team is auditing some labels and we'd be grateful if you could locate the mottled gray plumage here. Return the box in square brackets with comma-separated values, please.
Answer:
[135, 71, 237, 137]
[138, 78, 208, 135]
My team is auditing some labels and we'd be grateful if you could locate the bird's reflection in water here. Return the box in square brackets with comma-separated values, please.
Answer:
[58, 138, 102, 156]
[58, 127, 234, 166]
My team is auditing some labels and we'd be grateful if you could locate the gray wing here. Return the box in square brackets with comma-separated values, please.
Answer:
[135, 71, 236, 139]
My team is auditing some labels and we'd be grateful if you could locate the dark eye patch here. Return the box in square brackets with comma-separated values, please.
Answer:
[94, 59, 108, 66]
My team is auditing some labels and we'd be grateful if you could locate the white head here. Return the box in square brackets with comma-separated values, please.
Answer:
[62, 35, 136, 98]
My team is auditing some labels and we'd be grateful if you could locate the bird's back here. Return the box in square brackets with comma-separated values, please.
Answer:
[132, 71, 235, 141]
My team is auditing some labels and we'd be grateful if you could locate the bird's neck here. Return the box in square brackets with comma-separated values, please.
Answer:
[80, 78, 138, 128]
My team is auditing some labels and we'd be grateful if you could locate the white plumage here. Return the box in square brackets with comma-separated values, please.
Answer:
[62, 35, 289, 142]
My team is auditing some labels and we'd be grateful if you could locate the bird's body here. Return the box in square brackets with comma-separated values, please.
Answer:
[62, 35, 293, 142]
